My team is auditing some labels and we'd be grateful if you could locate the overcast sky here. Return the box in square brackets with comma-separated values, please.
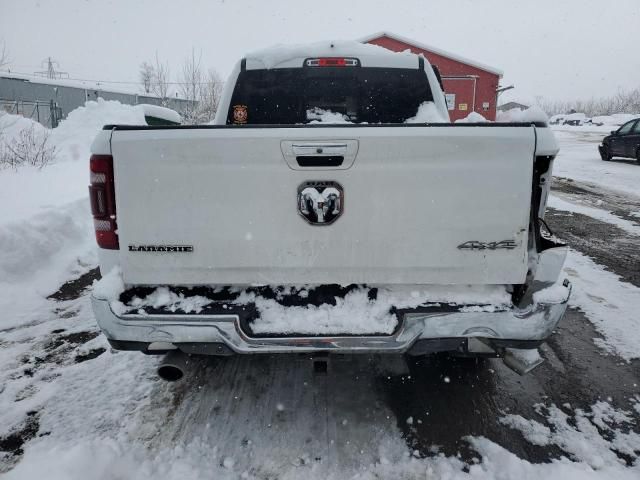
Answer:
[1, 0, 639, 103]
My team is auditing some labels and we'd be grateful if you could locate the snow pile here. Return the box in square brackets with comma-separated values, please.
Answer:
[50, 98, 146, 163]
[0, 100, 147, 328]
[0, 199, 92, 285]
[497, 106, 549, 123]
[404, 101, 448, 123]
[591, 115, 618, 126]
[611, 113, 640, 125]
[0, 111, 50, 144]
[455, 111, 489, 123]
[306, 108, 352, 124]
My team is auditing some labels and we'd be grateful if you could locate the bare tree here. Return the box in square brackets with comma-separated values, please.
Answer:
[179, 49, 204, 123]
[535, 87, 640, 116]
[0, 40, 10, 69]
[139, 61, 154, 94]
[151, 53, 171, 106]
[140, 49, 224, 123]
[197, 69, 224, 123]
[0, 124, 56, 170]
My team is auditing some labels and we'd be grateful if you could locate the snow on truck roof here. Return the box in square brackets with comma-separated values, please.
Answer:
[244, 40, 422, 70]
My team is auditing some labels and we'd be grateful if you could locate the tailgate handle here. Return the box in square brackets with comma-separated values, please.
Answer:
[282, 141, 357, 170]
[292, 143, 348, 155]
[296, 155, 344, 167]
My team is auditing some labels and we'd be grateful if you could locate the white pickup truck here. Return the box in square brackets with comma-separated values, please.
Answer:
[89, 41, 570, 380]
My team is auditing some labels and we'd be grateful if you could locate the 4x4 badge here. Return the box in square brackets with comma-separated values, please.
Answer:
[458, 240, 518, 250]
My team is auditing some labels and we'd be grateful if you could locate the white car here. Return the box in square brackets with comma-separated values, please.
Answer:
[562, 112, 587, 126]
[89, 41, 570, 380]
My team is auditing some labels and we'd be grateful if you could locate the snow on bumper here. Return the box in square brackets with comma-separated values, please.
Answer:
[90, 282, 571, 355]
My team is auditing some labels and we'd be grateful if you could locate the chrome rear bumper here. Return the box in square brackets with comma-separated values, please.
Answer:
[91, 281, 571, 355]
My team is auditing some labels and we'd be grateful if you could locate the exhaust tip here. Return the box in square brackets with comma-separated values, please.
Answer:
[503, 348, 544, 375]
[157, 350, 189, 381]
[157, 365, 184, 382]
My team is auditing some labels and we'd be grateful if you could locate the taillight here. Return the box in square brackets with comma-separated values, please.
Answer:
[305, 57, 360, 67]
[89, 154, 119, 249]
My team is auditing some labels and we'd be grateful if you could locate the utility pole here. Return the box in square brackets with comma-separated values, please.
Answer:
[35, 57, 68, 79]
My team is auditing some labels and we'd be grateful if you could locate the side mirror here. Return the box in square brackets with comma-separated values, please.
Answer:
[611, 130, 618, 135]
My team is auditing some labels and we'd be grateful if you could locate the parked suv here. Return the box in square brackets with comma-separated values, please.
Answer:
[599, 119, 640, 163]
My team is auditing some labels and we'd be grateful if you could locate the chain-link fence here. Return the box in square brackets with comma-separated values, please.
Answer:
[0, 99, 62, 128]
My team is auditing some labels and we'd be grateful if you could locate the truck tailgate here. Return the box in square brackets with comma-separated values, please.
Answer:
[111, 126, 536, 286]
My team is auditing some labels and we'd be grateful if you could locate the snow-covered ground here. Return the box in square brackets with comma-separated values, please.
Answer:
[0, 108, 639, 478]
[551, 127, 640, 198]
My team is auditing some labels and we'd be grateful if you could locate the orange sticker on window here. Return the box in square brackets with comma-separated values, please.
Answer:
[233, 105, 248, 124]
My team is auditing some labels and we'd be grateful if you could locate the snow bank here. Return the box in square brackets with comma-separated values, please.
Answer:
[0, 111, 49, 143]
[0, 98, 146, 218]
[0, 199, 92, 285]
[496, 106, 549, 123]
[611, 113, 640, 125]
[565, 112, 586, 122]
[591, 115, 618, 126]
[50, 98, 146, 163]
[0, 160, 91, 226]
[455, 111, 489, 123]
[0, 99, 147, 326]
[404, 101, 448, 123]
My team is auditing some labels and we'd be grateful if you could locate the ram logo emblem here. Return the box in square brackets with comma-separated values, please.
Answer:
[297, 181, 343, 225]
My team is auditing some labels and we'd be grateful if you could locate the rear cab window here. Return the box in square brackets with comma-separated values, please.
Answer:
[227, 64, 433, 125]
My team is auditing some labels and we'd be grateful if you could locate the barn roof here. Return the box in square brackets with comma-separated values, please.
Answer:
[358, 31, 503, 77]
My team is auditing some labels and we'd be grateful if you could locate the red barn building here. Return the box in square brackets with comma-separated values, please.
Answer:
[360, 32, 503, 121]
